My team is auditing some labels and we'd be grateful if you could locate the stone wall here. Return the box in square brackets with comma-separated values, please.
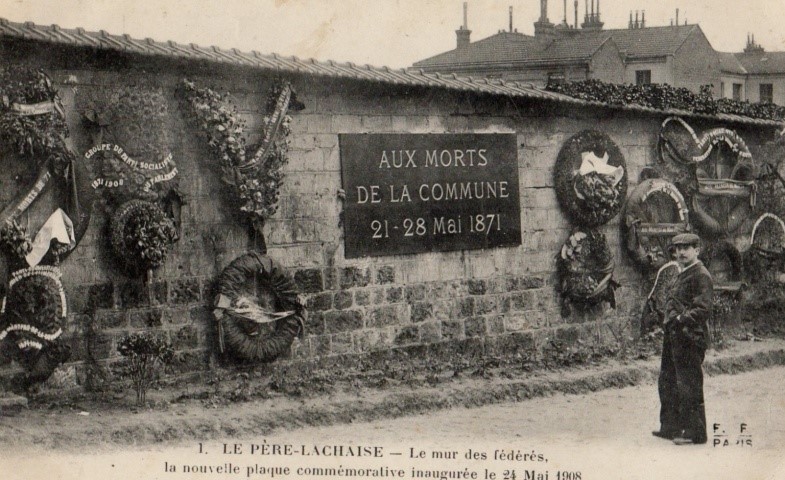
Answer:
[0, 42, 776, 390]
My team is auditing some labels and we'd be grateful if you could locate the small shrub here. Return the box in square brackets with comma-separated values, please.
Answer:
[117, 333, 174, 405]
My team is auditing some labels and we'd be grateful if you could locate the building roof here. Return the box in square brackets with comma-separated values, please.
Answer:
[735, 51, 785, 75]
[413, 24, 701, 69]
[0, 17, 781, 128]
[601, 24, 700, 58]
[718, 52, 748, 75]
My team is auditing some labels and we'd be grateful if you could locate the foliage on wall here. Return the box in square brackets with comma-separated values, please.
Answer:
[547, 79, 785, 123]
[110, 199, 178, 277]
[178, 78, 302, 243]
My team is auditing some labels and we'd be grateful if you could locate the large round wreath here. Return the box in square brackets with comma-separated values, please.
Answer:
[214, 252, 304, 363]
[110, 200, 177, 276]
[554, 130, 627, 228]
[0, 266, 70, 388]
[624, 178, 690, 271]
[557, 230, 617, 308]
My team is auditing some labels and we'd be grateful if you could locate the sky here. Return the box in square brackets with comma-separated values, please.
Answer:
[0, 0, 783, 68]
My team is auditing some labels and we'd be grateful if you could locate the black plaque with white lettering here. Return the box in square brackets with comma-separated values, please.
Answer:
[340, 134, 521, 258]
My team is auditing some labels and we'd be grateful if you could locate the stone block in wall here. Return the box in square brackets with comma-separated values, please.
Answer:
[331, 114, 363, 133]
[324, 310, 364, 333]
[394, 324, 419, 346]
[339, 266, 371, 289]
[303, 114, 333, 133]
[286, 148, 326, 172]
[467, 279, 487, 295]
[89, 282, 116, 310]
[128, 308, 164, 328]
[354, 290, 372, 307]
[404, 284, 427, 303]
[410, 302, 434, 323]
[311, 335, 331, 357]
[294, 268, 324, 293]
[97, 310, 128, 330]
[504, 313, 532, 332]
[452, 297, 475, 318]
[169, 278, 201, 304]
[473, 296, 498, 316]
[305, 312, 325, 336]
[266, 243, 323, 268]
[306, 293, 333, 312]
[333, 291, 354, 310]
[362, 115, 393, 131]
[386, 286, 403, 303]
[118, 279, 166, 308]
[375, 265, 395, 285]
[419, 322, 442, 343]
[465, 316, 487, 338]
[172, 325, 200, 350]
[441, 319, 465, 340]
[331, 332, 354, 355]
[367, 305, 407, 328]
[391, 115, 430, 133]
[486, 315, 506, 335]
[86, 330, 114, 361]
[189, 306, 213, 327]
[485, 331, 536, 357]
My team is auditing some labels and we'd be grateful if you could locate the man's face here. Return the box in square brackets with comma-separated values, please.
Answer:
[673, 244, 700, 267]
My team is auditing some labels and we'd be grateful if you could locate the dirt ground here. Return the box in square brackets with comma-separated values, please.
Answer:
[1, 336, 784, 455]
[2, 350, 785, 480]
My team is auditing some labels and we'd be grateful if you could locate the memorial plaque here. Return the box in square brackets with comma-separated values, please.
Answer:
[340, 134, 521, 258]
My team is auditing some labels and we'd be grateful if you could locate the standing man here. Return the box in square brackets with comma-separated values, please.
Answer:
[653, 233, 713, 445]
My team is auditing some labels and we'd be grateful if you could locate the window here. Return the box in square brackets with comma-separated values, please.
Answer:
[733, 83, 743, 101]
[547, 73, 565, 86]
[760, 84, 774, 103]
[635, 70, 651, 85]
[720, 82, 725, 97]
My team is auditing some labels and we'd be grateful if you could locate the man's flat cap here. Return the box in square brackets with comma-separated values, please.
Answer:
[670, 233, 701, 246]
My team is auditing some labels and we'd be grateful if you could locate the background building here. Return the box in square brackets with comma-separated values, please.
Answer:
[413, 1, 785, 101]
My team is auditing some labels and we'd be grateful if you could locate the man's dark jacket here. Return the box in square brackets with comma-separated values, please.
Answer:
[664, 261, 713, 350]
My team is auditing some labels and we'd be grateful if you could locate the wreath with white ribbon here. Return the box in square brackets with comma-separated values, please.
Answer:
[659, 117, 756, 236]
[213, 252, 305, 363]
[554, 130, 627, 228]
[624, 178, 690, 271]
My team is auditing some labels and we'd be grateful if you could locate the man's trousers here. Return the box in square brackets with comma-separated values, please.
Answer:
[658, 328, 707, 441]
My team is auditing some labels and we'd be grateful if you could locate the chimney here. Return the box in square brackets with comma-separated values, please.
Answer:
[563, 0, 567, 24]
[591, 0, 594, 19]
[575, 0, 578, 28]
[509, 6, 513, 32]
[676, 8, 679, 26]
[455, 2, 471, 49]
[629, 11, 633, 29]
[635, 11, 639, 28]
[534, 0, 556, 36]
[641, 10, 645, 28]
[597, 0, 600, 21]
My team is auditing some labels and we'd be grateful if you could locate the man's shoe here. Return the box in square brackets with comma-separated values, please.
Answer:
[652, 430, 676, 440]
[673, 435, 706, 445]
